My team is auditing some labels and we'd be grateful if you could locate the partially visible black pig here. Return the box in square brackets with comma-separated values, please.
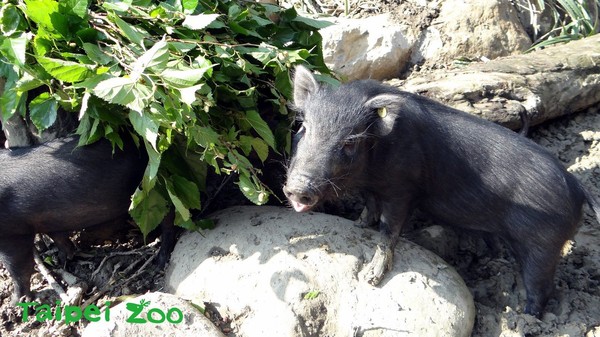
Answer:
[0, 136, 148, 303]
[283, 65, 600, 316]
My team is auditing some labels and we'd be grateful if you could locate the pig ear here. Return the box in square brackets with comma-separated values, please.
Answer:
[293, 65, 319, 109]
[364, 94, 398, 136]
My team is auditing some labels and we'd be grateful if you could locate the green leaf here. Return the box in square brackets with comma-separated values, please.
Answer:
[304, 290, 320, 300]
[110, 13, 148, 46]
[195, 218, 216, 230]
[160, 67, 211, 87]
[93, 76, 153, 112]
[292, 16, 333, 29]
[191, 125, 220, 148]
[32, 33, 52, 56]
[237, 173, 268, 205]
[82, 43, 114, 65]
[166, 180, 191, 222]
[165, 175, 200, 220]
[29, 92, 58, 131]
[178, 84, 206, 105]
[0, 32, 28, 67]
[245, 110, 275, 149]
[58, 0, 89, 19]
[182, 13, 221, 30]
[0, 80, 22, 121]
[172, 175, 201, 209]
[143, 141, 161, 183]
[182, 0, 199, 14]
[131, 37, 169, 77]
[0, 4, 27, 35]
[14, 72, 45, 92]
[251, 137, 269, 162]
[103, 0, 132, 12]
[37, 56, 92, 82]
[129, 110, 159, 151]
[130, 188, 169, 239]
[23, 0, 59, 31]
[229, 21, 262, 38]
[239, 135, 268, 162]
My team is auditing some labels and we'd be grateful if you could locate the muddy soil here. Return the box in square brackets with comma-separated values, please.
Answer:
[1, 2, 599, 336]
[457, 108, 600, 337]
[1, 106, 598, 337]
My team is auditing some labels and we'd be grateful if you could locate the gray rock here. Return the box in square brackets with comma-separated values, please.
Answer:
[319, 0, 531, 79]
[412, 0, 531, 65]
[320, 14, 420, 81]
[166, 206, 475, 337]
[81, 292, 225, 337]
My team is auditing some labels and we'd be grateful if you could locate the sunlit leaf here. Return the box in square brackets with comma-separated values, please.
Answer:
[0, 4, 27, 35]
[0, 32, 28, 67]
[29, 92, 58, 130]
[93, 76, 153, 111]
[161, 66, 212, 87]
[130, 188, 169, 239]
[82, 43, 113, 65]
[237, 173, 268, 205]
[131, 37, 169, 77]
[111, 13, 148, 46]
[182, 13, 220, 30]
[37, 56, 92, 82]
[129, 110, 159, 151]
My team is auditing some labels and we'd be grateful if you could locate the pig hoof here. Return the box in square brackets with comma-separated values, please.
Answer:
[354, 218, 370, 228]
[354, 208, 377, 228]
[362, 245, 393, 286]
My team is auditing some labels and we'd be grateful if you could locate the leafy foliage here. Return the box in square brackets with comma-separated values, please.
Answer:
[0, 0, 334, 237]
[524, 0, 599, 50]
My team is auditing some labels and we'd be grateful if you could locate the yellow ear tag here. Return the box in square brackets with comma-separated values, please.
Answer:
[377, 107, 388, 118]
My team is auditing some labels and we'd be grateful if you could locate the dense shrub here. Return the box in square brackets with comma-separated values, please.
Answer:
[0, 0, 335, 236]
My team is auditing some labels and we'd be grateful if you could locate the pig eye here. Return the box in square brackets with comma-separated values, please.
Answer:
[297, 125, 306, 136]
[342, 140, 358, 157]
[292, 125, 306, 152]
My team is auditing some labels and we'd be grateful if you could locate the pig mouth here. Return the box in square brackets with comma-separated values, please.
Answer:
[282, 180, 323, 212]
[289, 199, 314, 212]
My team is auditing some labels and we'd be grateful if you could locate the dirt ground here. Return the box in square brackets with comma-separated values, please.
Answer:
[458, 108, 600, 337]
[1, 2, 600, 336]
[1, 104, 598, 337]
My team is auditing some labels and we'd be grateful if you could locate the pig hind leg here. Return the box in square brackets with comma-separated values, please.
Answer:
[512, 239, 563, 316]
[0, 234, 35, 303]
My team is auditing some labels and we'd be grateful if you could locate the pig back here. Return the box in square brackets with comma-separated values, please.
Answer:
[0, 136, 147, 234]
[414, 107, 586, 237]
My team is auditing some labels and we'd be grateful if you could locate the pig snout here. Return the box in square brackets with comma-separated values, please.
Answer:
[283, 174, 320, 212]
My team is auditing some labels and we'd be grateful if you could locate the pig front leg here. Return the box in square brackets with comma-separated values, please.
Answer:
[0, 234, 35, 303]
[362, 200, 411, 285]
[355, 195, 380, 228]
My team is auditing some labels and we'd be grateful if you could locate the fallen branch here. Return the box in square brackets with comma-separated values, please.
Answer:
[33, 251, 69, 303]
[391, 34, 600, 130]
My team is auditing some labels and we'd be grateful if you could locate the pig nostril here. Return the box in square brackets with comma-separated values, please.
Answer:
[299, 195, 313, 205]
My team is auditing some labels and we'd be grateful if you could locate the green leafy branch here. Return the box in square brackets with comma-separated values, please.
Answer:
[0, 0, 334, 237]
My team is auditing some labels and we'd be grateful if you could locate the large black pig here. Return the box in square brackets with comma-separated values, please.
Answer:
[0, 136, 147, 303]
[283, 65, 600, 316]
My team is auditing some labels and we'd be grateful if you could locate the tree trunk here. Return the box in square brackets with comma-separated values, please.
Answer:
[390, 34, 600, 130]
[0, 78, 32, 148]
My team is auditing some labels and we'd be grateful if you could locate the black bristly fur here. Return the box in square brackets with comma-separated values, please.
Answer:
[283, 65, 600, 317]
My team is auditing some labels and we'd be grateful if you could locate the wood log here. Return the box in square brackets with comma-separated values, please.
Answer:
[0, 78, 33, 148]
[389, 34, 600, 130]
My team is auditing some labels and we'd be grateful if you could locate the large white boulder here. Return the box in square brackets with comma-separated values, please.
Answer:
[165, 206, 475, 336]
[320, 13, 420, 81]
[319, 0, 531, 80]
[81, 292, 225, 337]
